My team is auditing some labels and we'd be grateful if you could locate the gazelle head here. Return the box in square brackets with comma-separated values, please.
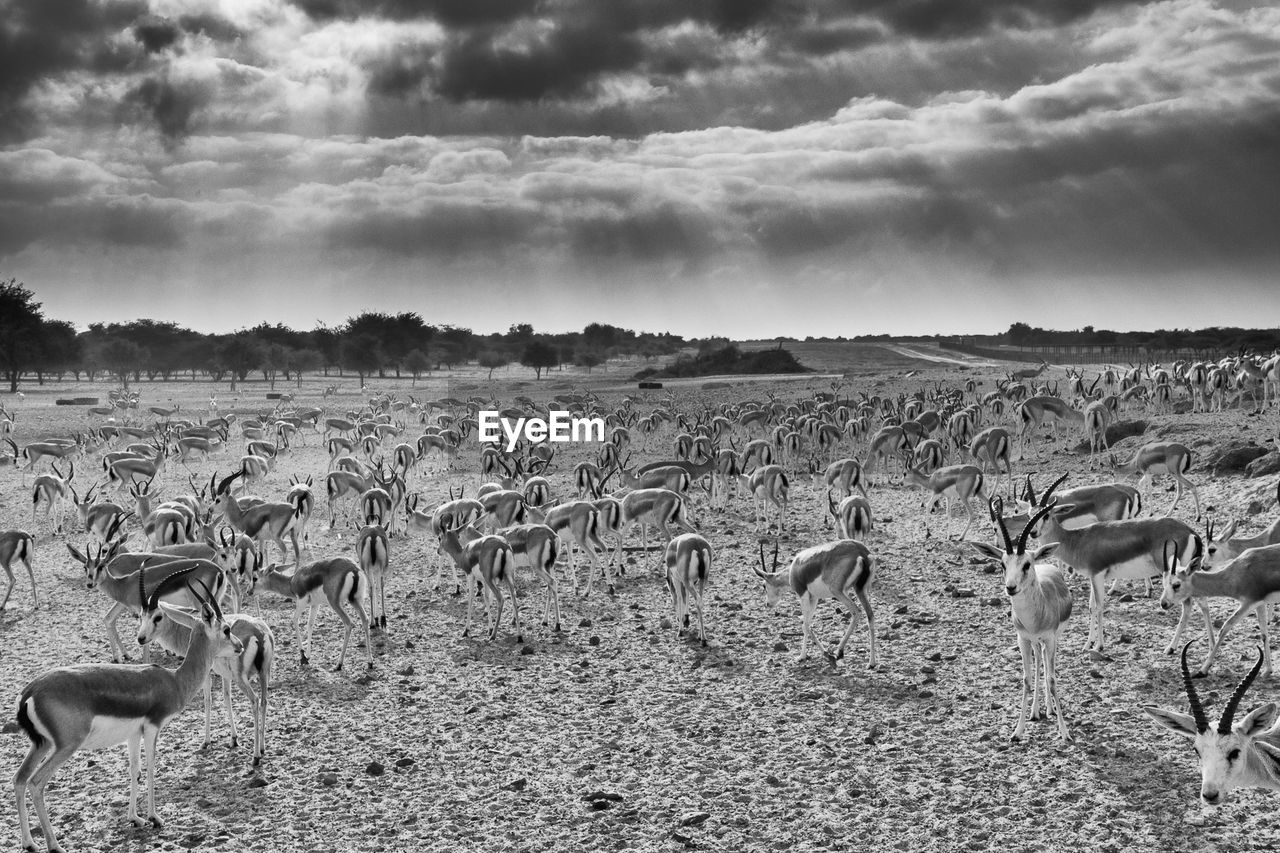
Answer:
[1143, 644, 1276, 805]
[752, 541, 788, 607]
[970, 501, 1057, 597]
[1159, 537, 1206, 610]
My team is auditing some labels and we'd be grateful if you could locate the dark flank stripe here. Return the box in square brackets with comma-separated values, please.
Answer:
[252, 638, 265, 673]
[297, 570, 326, 597]
[16, 697, 40, 747]
[346, 570, 361, 603]
[854, 557, 872, 592]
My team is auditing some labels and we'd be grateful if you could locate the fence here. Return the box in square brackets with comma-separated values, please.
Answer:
[938, 340, 1208, 366]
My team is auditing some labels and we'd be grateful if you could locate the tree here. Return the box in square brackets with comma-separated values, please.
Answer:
[261, 343, 290, 390]
[0, 279, 46, 392]
[100, 339, 146, 389]
[341, 334, 383, 386]
[404, 348, 431, 386]
[576, 350, 604, 373]
[477, 350, 509, 380]
[216, 334, 264, 390]
[287, 348, 323, 387]
[521, 341, 558, 380]
[1007, 322, 1035, 347]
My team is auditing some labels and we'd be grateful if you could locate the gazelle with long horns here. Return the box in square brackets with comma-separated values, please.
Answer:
[13, 580, 241, 853]
[1143, 644, 1280, 805]
[971, 503, 1073, 741]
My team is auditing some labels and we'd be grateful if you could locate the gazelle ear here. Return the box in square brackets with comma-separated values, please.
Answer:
[1237, 702, 1278, 737]
[1031, 542, 1059, 561]
[1141, 706, 1200, 739]
[66, 544, 87, 565]
[156, 601, 200, 628]
[969, 541, 1004, 562]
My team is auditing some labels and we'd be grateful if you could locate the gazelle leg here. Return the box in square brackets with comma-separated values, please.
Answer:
[1029, 642, 1044, 721]
[1198, 602, 1254, 677]
[1012, 636, 1033, 741]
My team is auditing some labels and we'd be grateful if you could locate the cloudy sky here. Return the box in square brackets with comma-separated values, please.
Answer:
[2, 0, 1278, 338]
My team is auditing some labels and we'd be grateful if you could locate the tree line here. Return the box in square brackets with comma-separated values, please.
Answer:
[0, 279, 684, 392]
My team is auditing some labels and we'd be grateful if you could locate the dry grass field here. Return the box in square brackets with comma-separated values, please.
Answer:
[2, 343, 1278, 853]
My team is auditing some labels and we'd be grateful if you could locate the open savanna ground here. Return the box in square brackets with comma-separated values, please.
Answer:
[2, 353, 1279, 853]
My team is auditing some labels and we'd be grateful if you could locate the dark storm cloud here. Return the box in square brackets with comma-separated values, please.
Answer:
[846, 0, 1146, 40]
[123, 76, 217, 143]
[133, 14, 181, 53]
[0, 0, 148, 135]
[290, 0, 540, 27]
[435, 24, 646, 102]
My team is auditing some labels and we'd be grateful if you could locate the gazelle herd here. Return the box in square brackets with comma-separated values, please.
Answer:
[3, 351, 1280, 850]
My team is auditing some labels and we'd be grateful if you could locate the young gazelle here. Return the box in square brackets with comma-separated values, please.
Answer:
[405, 491, 482, 595]
[741, 464, 789, 535]
[1, 529, 37, 612]
[1161, 541, 1280, 677]
[1110, 442, 1201, 519]
[902, 463, 986, 541]
[437, 522, 522, 643]
[811, 457, 868, 499]
[753, 540, 878, 666]
[1144, 644, 1280, 805]
[255, 557, 373, 671]
[972, 503, 1073, 741]
[355, 522, 391, 631]
[1017, 397, 1084, 459]
[14, 582, 241, 853]
[664, 533, 712, 645]
[1082, 399, 1112, 469]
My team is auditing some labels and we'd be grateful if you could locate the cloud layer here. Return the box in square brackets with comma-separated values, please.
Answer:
[1, 0, 1278, 336]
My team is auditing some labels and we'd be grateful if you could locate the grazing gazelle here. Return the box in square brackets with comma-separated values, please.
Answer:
[437, 522, 522, 643]
[740, 464, 789, 535]
[664, 533, 712, 645]
[13, 581, 241, 853]
[753, 540, 877, 667]
[828, 492, 873, 541]
[1, 529, 37, 612]
[972, 503, 1073, 741]
[902, 463, 986, 541]
[1161, 541, 1280, 677]
[1110, 442, 1202, 520]
[1143, 644, 1280, 805]
[255, 557, 373, 671]
[1203, 484, 1280, 565]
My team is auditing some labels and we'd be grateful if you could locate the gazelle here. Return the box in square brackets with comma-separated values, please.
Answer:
[968, 427, 1014, 498]
[356, 522, 391, 631]
[31, 462, 75, 534]
[1, 529, 37, 612]
[437, 522, 522, 643]
[972, 503, 1073, 741]
[740, 464, 789, 535]
[753, 540, 877, 667]
[1161, 541, 1280, 677]
[1031, 504, 1201, 652]
[664, 533, 712, 645]
[828, 492, 873, 541]
[1110, 442, 1201, 519]
[902, 463, 986, 541]
[1143, 644, 1280, 805]
[863, 426, 911, 485]
[498, 523, 562, 632]
[1017, 397, 1084, 459]
[214, 471, 303, 565]
[255, 557, 373, 671]
[14, 582, 241, 853]
[1204, 490, 1280, 565]
[812, 457, 868, 500]
[1082, 399, 1112, 469]
[619, 488, 699, 560]
[528, 500, 611, 597]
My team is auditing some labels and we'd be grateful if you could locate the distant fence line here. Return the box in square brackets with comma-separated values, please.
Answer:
[938, 340, 1208, 366]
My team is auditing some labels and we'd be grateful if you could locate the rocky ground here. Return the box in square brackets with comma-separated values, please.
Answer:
[2, 351, 1279, 853]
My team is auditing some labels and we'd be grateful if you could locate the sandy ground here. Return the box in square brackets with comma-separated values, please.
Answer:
[2, 352, 1279, 853]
